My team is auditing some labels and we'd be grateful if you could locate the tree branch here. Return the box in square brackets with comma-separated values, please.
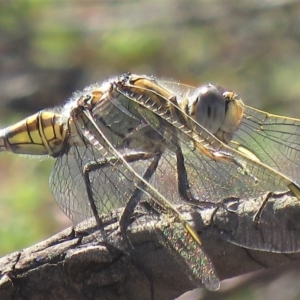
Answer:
[1, 192, 300, 300]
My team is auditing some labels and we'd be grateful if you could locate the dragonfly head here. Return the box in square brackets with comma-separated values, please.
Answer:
[188, 84, 244, 144]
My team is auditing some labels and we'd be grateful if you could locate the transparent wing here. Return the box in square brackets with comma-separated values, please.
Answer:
[51, 74, 300, 288]
[50, 74, 300, 260]
[211, 191, 300, 253]
[229, 106, 300, 185]
[117, 76, 300, 253]
[50, 147, 89, 224]
[50, 143, 132, 224]
[159, 79, 300, 186]
[49, 106, 220, 290]
[137, 107, 295, 207]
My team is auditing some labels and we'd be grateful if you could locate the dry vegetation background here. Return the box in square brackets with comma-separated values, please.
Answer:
[1, 1, 300, 299]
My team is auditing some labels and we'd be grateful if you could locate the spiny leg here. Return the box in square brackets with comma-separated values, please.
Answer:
[120, 152, 162, 249]
[83, 152, 157, 230]
[176, 146, 214, 208]
[176, 147, 196, 202]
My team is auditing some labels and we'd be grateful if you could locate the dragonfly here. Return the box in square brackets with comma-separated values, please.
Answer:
[0, 73, 300, 290]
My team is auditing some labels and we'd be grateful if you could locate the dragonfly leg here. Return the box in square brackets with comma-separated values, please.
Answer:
[176, 147, 217, 209]
[176, 148, 196, 202]
[83, 160, 108, 229]
[210, 196, 240, 225]
[83, 152, 157, 230]
[120, 152, 162, 249]
[253, 192, 273, 225]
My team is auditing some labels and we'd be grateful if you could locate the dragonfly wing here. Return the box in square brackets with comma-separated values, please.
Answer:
[50, 145, 152, 224]
[159, 215, 220, 290]
[211, 191, 300, 253]
[230, 105, 300, 186]
[117, 79, 300, 253]
[157, 119, 300, 253]
[48, 74, 300, 288]
[50, 145, 95, 224]
[75, 109, 220, 290]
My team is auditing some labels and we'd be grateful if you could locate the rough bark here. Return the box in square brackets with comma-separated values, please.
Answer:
[1, 192, 300, 300]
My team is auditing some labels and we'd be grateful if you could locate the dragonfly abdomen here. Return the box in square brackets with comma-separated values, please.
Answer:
[0, 111, 67, 156]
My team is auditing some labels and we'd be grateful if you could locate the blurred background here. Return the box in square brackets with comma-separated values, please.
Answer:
[1, 0, 300, 299]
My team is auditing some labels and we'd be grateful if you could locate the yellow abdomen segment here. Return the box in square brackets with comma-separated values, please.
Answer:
[0, 111, 67, 157]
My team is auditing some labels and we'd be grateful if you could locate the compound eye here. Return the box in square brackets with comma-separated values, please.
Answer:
[193, 85, 226, 135]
